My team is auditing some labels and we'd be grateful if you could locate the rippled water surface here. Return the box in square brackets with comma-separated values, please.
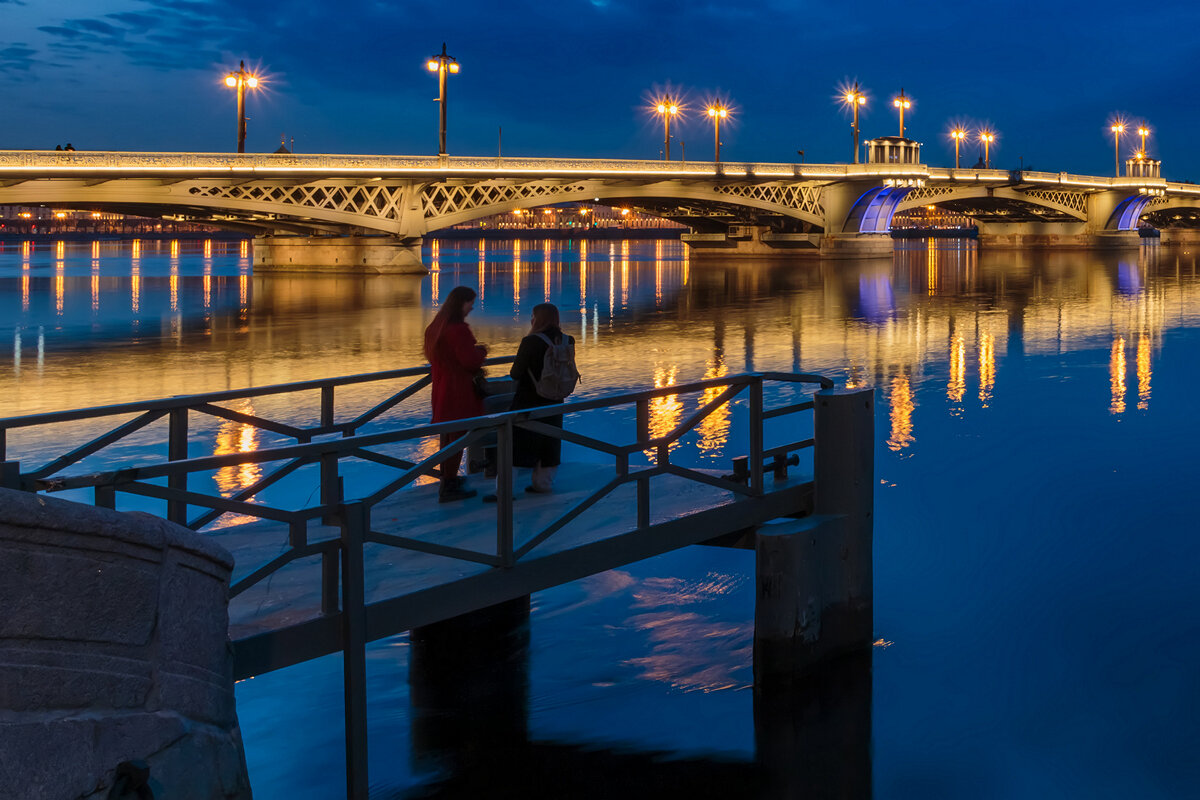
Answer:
[3, 237, 1199, 798]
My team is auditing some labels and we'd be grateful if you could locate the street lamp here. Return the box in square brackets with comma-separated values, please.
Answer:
[706, 105, 728, 164]
[426, 43, 460, 157]
[654, 99, 680, 161]
[1137, 123, 1150, 155]
[950, 128, 967, 169]
[893, 89, 911, 138]
[979, 130, 995, 169]
[842, 83, 867, 163]
[223, 61, 260, 154]
[1110, 122, 1125, 177]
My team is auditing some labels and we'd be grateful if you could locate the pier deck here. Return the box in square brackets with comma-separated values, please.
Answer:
[217, 462, 812, 678]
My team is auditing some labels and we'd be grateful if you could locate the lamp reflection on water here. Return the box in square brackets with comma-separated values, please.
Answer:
[697, 354, 730, 453]
[647, 365, 682, 456]
[1110, 337, 1127, 414]
[54, 264, 64, 317]
[1137, 332, 1152, 410]
[211, 404, 263, 527]
[948, 333, 966, 403]
[888, 374, 914, 451]
[978, 332, 995, 406]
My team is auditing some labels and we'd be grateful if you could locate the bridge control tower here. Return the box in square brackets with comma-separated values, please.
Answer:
[864, 136, 922, 165]
[1126, 154, 1161, 179]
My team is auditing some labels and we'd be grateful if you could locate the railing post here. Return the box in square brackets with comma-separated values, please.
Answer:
[496, 420, 514, 567]
[322, 545, 340, 616]
[636, 398, 651, 529]
[2, 460, 22, 491]
[635, 399, 650, 447]
[167, 408, 188, 525]
[321, 385, 335, 430]
[340, 501, 370, 800]
[749, 378, 765, 495]
[321, 450, 343, 525]
[95, 484, 116, 509]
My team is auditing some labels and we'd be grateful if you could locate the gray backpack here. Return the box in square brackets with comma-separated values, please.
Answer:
[532, 332, 581, 400]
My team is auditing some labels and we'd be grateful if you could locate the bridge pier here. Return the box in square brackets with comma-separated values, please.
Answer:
[976, 223, 1140, 250]
[253, 235, 427, 274]
[818, 233, 894, 259]
[1158, 228, 1200, 247]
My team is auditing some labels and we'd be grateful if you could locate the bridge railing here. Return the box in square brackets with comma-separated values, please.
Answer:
[0, 148, 932, 181]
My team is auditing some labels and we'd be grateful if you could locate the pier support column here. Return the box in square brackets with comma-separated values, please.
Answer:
[818, 233, 894, 259]
[253, 235, 427, 274]
[754, 388, 873, 682]
[409, 596, 531, 775]
[976, 222, 1140, 250]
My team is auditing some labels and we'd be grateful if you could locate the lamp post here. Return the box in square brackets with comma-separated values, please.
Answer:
[893, 89, 911, 138]
[951, 128, 967, 169]
[655, 100, 679, 161]
[843, 83, 867, 163]
[707, 105, 728, 164]
[1137, 123, 1150, 156]
[979, 130, 995, 169]
[1110, 122, 1125, 177]
[426, 43, 460, 157]
[223, 61, 260, 154]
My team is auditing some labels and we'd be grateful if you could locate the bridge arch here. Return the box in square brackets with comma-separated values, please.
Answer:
[421, 179, 827, 232]
[893, 185, 1090, 225]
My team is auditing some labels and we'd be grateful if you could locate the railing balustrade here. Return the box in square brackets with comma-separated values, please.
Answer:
[1, 370, 832, 613]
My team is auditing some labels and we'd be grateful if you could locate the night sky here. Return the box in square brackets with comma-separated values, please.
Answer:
[3, 0, 1200, 178]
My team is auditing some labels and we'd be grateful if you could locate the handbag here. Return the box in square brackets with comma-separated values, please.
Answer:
[472, 369, 490, 398]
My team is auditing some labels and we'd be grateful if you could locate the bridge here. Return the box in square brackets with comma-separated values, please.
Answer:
[2, 147, 1199, 272]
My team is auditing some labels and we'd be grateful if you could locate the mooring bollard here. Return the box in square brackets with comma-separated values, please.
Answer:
[754, 387, 874, 682]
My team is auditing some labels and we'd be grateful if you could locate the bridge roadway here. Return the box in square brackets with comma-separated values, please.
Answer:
[3, 149, 1199, 271]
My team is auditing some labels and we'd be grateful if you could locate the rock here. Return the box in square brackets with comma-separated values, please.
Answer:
[0, 488, 252, 799]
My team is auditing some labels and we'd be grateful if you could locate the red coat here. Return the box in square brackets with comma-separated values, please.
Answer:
[430, 322, 486, 423]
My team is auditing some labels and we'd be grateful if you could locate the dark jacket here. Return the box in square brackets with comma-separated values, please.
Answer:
[509, 326, 572, 467]
[509, 326, 572, 410]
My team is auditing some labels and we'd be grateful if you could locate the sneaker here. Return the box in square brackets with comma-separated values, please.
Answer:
[439, 487, 478, 503]
[525, 485, 551, 495]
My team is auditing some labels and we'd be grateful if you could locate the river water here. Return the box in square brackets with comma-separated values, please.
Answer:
[2, 237, 1198, 798]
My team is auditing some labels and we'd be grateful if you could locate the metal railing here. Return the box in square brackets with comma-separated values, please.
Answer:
[1, 367, 836, 800]
[1, 369, 830, 611]
[0, 357, 516, 521]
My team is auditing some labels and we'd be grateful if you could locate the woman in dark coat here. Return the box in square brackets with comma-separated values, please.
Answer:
[510, 303, 573, 493]
[424, 285, 487, 501]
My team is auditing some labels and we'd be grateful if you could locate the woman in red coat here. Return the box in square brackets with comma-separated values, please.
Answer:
[424, 285, 487, 501]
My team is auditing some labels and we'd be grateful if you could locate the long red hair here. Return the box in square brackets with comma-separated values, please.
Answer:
[424, 286, 477, 361]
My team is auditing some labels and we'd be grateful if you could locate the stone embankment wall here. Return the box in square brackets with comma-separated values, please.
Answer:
[0, 488, 251, 799]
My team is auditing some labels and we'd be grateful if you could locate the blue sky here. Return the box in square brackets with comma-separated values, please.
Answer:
[3, 0, 1200, 177]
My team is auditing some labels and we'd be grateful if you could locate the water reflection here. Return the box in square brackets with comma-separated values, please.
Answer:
[1110, 337, 1127, 415]
[7, 238, 1200, 798]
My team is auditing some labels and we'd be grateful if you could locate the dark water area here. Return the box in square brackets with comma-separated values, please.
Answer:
[2, 237, 1199, 798]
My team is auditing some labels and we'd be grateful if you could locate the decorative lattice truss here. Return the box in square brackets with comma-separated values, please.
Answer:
[422, 181, 589, 219]
[1142, 197, 1200, 229]
[1021, 188, 1089, 216]
[903, 186, 956, 205]
[187, 183, 407, 220]
[712, 183, 823, 219]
